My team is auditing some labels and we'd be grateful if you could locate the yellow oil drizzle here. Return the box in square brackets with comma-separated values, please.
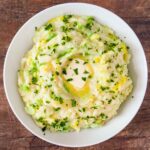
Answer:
[61, 54, 94, 98]
[112, 76, 127, 92]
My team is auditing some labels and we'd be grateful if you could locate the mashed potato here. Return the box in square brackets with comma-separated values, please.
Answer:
[18, 15, 133, 132]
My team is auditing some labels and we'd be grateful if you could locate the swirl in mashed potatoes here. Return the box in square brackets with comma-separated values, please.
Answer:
[18, 15, 133, 132]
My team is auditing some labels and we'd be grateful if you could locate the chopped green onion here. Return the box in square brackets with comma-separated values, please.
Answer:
[73, 68, 78, 75]
[67, 78, 73, 81]
[82, 77, 86, 81]
[71, 99, 77, 107]
[54, 107, 61, 111]
[84, 70, 89, 74]
[45, 23, 53, 30]
[32, 77, 38, 84]
[62, 68, 67, 75]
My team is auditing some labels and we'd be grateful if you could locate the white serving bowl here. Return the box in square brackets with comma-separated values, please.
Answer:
[3, 3, 148, 147]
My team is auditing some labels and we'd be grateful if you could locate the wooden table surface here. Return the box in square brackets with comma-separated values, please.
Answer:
[0, 0, 150, 149]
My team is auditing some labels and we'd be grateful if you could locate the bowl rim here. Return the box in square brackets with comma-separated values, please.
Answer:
[3, 2, 148, 147]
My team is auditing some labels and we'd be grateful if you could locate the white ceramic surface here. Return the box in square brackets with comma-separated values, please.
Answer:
[3, 3, 148, 147]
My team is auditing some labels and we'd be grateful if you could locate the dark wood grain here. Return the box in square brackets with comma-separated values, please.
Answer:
[0, 0, 150, 149]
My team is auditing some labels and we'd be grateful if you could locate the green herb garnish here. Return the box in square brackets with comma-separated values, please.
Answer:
[82, 108, 86, 112]
[51, 118, 69, 131]
[62, 68, 67, 75]
[55, 71, 59, 75]
[91, 106, 98, 109]
[84, 70, 89, 74]
[42, 126, 46, 132]
[82, 77, 86, 81]
[71, 99, 76, 107]
[100, 86, 109, 91]
[61, 26, 69, 32]
[53, 43, 59, 47]
[83, 61, 88, 65]
[62, 36, 72, 42]
[54, 107, 61, 111]
[34, 89, 39, 94]
[50, 91, 63, 104]
[32, 77, 38, 84]
[46, 100, 50, 104]
[107, 79, 114, 83]
[73, 68, 78, 75]
[45, 23, 53, 30]
[75, 60, 79, 64]
[67, 78, 73, 81]
[63, 15, 72, 23]
[108, 100, 112, 104]
[100, 113, 108, 120]
[73, 21, 77, 27]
